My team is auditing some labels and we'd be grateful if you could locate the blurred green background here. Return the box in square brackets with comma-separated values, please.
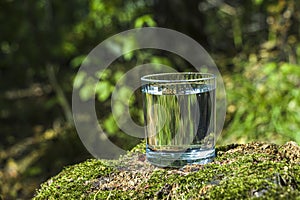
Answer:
[1, 0, 300, 199]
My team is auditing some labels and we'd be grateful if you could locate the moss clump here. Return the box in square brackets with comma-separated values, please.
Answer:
[33, 160, 116, 199]
[34, 141, 300, 199]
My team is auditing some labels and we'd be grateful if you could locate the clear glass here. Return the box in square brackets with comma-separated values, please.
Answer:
[141, 72, 216, 167]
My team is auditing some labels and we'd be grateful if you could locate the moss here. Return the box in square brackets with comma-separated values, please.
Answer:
[34, 141, 300, 200]
[33, 159, 116, 199]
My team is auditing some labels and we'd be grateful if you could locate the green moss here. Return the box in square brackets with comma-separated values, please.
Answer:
[34, 141, 300, 200]
[34, 159, 116, 199]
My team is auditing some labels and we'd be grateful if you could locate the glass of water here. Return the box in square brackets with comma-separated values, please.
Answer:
[141, 72, 216, 167]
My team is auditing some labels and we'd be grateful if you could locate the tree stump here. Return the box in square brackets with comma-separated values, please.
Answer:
[34, 141, 300, 199]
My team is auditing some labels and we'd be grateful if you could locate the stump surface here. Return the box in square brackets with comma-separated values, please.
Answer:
[34, 141, 300, 199]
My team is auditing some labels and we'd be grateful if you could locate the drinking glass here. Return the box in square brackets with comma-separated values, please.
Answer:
[141, 72, 216, 167]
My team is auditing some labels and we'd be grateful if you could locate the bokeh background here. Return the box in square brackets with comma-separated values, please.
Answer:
[1, 0, 300, 199]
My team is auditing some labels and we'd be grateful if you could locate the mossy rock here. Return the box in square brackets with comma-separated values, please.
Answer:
[34, 141, 300, 199]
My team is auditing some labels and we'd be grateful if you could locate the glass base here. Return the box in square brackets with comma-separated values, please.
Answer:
[146, 146, 215, 168]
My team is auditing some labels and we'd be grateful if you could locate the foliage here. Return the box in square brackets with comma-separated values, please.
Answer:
[224, 61, 300, 144]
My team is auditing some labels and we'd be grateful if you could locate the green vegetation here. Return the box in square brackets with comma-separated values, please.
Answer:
[224, 61, 300, 144]
[1, 0, 300, 199]
[34, 141, 300, 199]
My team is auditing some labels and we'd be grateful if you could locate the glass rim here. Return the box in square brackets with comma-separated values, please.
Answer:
[141, 72, 216, 83]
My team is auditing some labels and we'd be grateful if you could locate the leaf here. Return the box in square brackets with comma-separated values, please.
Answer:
[73, 71, 86, 89]
[112, 101, 125, 118]
[62, 41, 76, 56]
[71, 55, 87, 68]
[134, 15, 156, 28]
[280, 63, 300, 75]
[79, 83, 94, 101]
[150, 56, 172, 67]
[113, 71, 124, 83]
[96, 81, 113, 102]
[96, 69, 112, 80]
[103, 115, 118, 134]
[252, 0, 263, 5]
[118, 86, 134, 105]
[123, 37, 137, 61]
[262, 62, 276, 74]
